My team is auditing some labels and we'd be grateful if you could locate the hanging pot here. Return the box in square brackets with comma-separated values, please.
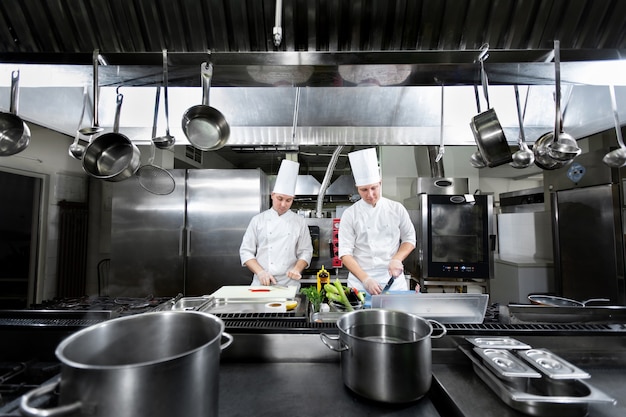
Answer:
[181, 61, 230, 151]
[20, 311, 233, 417]
[469, 45, 512, 168]
[82, 92, 141, 182]
[0, 70, 31, 156]
[320, 309, 446, 403]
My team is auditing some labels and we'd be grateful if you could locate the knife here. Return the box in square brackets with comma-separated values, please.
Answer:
[381, 276, 395, 293]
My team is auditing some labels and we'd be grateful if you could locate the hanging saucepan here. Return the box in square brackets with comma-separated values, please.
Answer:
[181, 61, 230, 151]
[469, 44, 512, 168]
[0, 70, 31, 156]
[528, 294, 610, 307]
[82, 91, 141, 182]
[470, 84, 487, 168]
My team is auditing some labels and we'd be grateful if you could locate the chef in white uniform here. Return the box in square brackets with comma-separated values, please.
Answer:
[239, 159, 313, 289]
[338, 148, 416, 295]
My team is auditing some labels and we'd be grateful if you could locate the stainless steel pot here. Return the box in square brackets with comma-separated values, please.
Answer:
[20, 311, 233, 417]
[320, 309, 446, 403]
[469, 46, 512, 168]
[0, 70, 30, 156]
[181, 62, 230, 151]
[82, 92, 141, 182]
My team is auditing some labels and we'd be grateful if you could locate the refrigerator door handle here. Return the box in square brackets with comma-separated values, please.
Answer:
[178, 228, 184, 256]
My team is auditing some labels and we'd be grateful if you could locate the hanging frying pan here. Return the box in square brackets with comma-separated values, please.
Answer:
[181, 61, 230, 151]
[528, 294, 610, 307]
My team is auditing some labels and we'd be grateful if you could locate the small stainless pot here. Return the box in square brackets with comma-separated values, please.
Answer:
[320, 309, 446, 403]
[82, 93, 141, 182]
[470, 108, 512, 167]
[20, 311, 233, 417]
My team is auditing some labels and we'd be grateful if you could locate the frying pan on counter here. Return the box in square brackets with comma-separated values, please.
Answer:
[528, 294, 610, 307]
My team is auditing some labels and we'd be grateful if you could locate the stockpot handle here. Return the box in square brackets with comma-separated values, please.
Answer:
[320, 332, 348, 352]
[20, 377, 82, 417]
[221, 331, 234, 350]
[428, 319, 447, 339]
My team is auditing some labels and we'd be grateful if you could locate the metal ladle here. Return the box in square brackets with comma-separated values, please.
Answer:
[68, 85, 90, 160]
[547, 40, 581, 161]
[152, 49, 175, 150]
[78, 50, 104, 136]
[510, 85, 534, 168]
[602, 85, 626, 168]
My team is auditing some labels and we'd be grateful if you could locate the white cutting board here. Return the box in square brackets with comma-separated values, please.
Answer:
[210, 285, 297, 300]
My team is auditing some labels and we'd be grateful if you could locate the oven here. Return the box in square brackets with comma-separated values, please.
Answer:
[405, 193, 495, 280]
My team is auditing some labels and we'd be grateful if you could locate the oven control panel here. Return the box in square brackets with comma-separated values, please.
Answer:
[331, 218, 342, 268]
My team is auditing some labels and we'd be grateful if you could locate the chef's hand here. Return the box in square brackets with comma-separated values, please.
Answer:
[388, 259, 404, 277]
[286, 268, 302, 280]
[364, 278, 382, 295]
[258, 270, 277, 286]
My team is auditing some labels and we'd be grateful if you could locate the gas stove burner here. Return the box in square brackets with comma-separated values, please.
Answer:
[114, 295, 159, 309]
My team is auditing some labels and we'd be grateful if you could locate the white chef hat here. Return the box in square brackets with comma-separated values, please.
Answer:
[272, 159, 300, 196]
[348, 148, 381, 186]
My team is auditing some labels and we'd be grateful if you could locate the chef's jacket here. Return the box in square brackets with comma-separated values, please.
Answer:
[338, 197, 416, 292]
[240, 208, 313, 287]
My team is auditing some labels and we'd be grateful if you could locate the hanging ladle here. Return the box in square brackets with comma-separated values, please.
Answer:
[435, 81, 445, 162]
[68, 85, 90, 160]
[510, 85, 534, 168]
[78, 50, 104, 136]
[547, 40, 581, 161]
[602, 85, 626, 168]
[153, 49, 175, 150]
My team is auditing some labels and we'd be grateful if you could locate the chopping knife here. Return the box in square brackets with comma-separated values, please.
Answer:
[381, 276, 395, 293]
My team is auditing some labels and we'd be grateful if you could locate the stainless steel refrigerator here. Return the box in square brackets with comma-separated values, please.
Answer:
[544, 149, 626, 305]
[109, 169, 269, 297]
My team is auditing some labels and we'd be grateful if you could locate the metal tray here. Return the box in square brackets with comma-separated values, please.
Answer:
[370, 293, 489, 323]
[517, 348, 591, 380]
[459, 346, 616, 417]
[466, 337, 531, 350]
[473, 348, 541, 379]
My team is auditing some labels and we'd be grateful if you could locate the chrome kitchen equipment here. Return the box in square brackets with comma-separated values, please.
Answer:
[137, 87, 175, 195]
[602, 85, 626, 168]
[0, 70, 30, 156]
[528, 294, 610, 307]
[510, 85, 534, 168]
[78, 50, 103, 137]
[469, 45, 512, 168]
[153, 49, 175, 150]
[110, 169, 269, 297]
[20, 311, 233, 417]
[543, 149, 626, 305]
[320, 309, 446, 403]
[82, 91, 141, 182]
[547, 40, 581, 162]
[182, 61, 230, 151]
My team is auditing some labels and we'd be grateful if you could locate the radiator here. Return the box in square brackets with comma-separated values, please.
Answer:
[56, 201, 89, 297]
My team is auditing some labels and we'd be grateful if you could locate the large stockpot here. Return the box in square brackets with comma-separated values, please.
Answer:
[320, 309, 446, 403]
[20, 311, 233, 417]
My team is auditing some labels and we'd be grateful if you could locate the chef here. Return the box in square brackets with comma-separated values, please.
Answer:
[338, 148, 417, 295]
[239, 159, 313, 289]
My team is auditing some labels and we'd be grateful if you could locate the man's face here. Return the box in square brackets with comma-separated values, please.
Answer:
[357, 182, 381, 206]
[271, 192, 294, 215]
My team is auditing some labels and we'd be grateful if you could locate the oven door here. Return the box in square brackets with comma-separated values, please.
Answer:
[420, 194, 494, 279]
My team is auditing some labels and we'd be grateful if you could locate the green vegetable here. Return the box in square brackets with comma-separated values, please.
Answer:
[326, 292, 342, 302]
[300, 287, 324, 312]
[334, 279, 354, 311]
[324, 283, 339, 294]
